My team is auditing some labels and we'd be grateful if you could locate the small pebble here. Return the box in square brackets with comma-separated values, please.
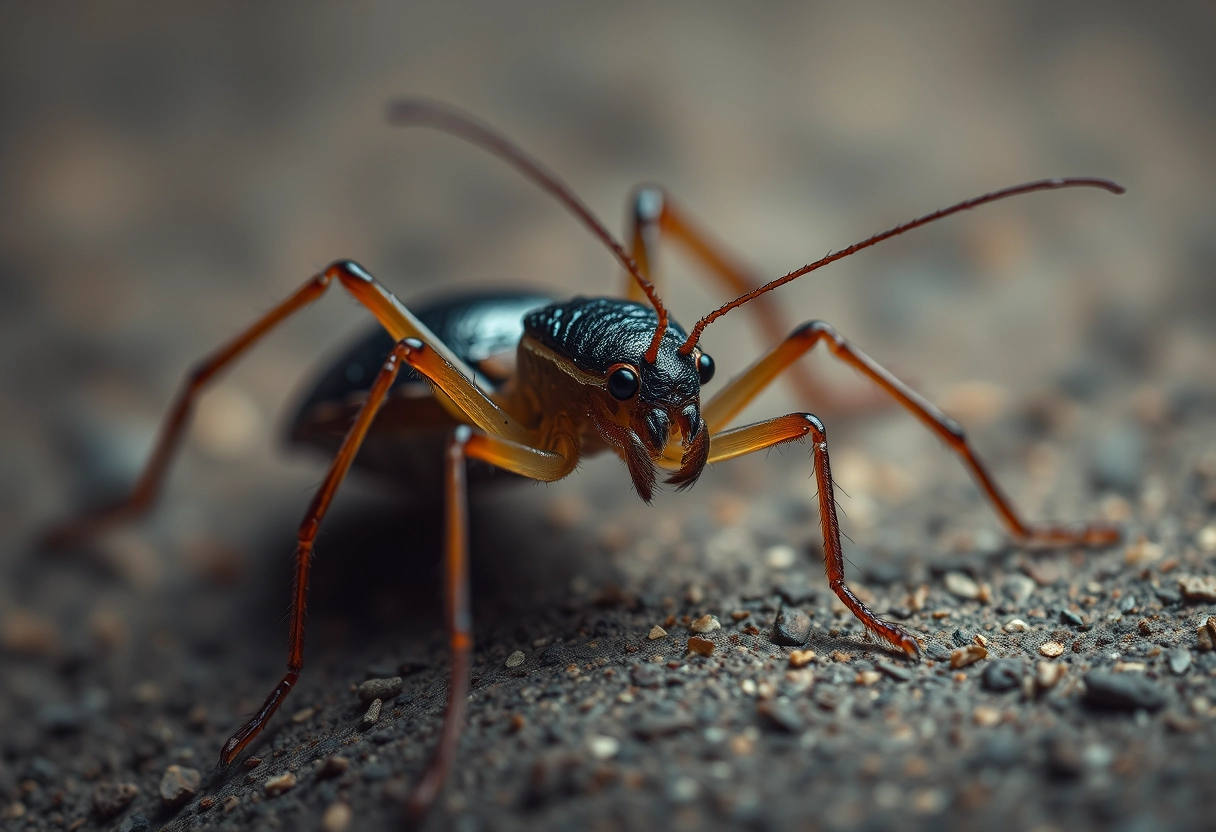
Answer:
[1083, 670, 1167, 711]
[92, 782, 139, 820]
[291, 706, 316, 723]
[764, 544, 798, 570]
[1003, 575, 1035, 605]
[1178, 575, 1216, 602]
[945, 571, 982, 601]
[222, 795, 240, 813]
[1039, 641, 1065, 658]
[587, 735, 620, 760]
[1124, 538, 1164, 567]
[951, 628, 974, 647]
[264, 771, 298, 797]
[1059, 609, 1084, 627]
[876, 660, 912, 682]
[1197, 524, 1216, 553]
[972, 706, 1001, 727]
[1199, 617, 1216, 651]
[771, 607, 812, 646]
[648, 625, 667, 640]
[730, 611, 751, 621]
[360, 698, 382, 729]
[925, 643, 953, 662]
[321, 802, 353, 832]
[856, 670, 881, 686]
[158, 765, 201, 810]
[1035, 662, 1064, 691]
[1168, 648, 1192, 675]
[505, 650, 525, 668]
[357, 677, 402, 703]
[757, 700, 804, 733]
[788, 649, 816, 668]
[243, 756, 263, 770]
[982, 660, 1023, 693]
[687, 636, 715, 657]
[1154, 586, 1182, 606]
[690, 614, 721, 634]
[950, 644, 988, 669]
[1004, 619, 1029, 633]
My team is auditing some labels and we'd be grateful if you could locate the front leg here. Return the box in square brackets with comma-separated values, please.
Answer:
[407, 424, 576, 817]
[705, 320, 1119, 548]
[709, 413, 920, 658]
[220, 339, 415, 764]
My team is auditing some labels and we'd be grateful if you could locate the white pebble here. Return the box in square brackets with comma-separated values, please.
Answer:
[587, 735, 619, 760]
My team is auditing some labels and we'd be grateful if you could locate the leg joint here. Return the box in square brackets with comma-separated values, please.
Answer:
[791, 319, 837, 344]
[795, 412, 827, 440]
[630, 184, 666, 223]
[325, 259, 375, 284]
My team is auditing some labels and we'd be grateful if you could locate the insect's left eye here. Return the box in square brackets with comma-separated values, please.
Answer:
[606, 364, 640, 400]
[697, 353, 715, 385]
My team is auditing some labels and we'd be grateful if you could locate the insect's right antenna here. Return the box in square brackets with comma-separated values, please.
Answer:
[385, 98, 669, 364]
[678, 177, 1126, 355]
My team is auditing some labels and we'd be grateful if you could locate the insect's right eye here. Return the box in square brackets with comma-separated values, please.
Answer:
[606, 364, 640, 400]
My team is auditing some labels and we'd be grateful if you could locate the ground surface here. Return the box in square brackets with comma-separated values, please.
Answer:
[2, 4, 1215, 831]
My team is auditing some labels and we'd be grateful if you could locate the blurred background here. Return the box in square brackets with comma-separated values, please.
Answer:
[1, 2, 1212, 542]
[0, 2, 1213, 829]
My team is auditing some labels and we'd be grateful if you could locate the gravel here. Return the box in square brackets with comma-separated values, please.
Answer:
[770, 606, 812, 646]
[982, 660, 1023, 693]
[1082, 671, 1169, 712]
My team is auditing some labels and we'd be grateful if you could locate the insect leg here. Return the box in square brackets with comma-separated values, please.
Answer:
[408, 425, 575, 815]
[43, 259, 532, 548]
[623, 186, 869, 410]
[708, 413, 920, 658]
[41, 275, 332, 548]
[705, 320, 1119, 547]
[220, 339, 413, 765]
[407, 426, 473, 817]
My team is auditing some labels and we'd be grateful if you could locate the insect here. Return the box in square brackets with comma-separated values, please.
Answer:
[45, 99, 1124, 817]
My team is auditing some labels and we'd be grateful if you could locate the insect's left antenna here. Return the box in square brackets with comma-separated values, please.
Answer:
[385, 98, 669, 364]
[678, 177, 1125, 355]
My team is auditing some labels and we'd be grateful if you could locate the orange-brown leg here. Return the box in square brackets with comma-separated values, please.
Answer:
[43, 259, 532, 549]
[407, 426, 474, 816]
[623, 186, 874, 411]
[41, 276, 330, 548]
[407, 425, 575, 816]
[709, 413, 920, 658]
[706, 320, 1119, 548]
[219, 339, 414, 764]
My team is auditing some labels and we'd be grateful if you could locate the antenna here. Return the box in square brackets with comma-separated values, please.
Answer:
[385, 98, 669, 363]
[678, 177, 1125, 355]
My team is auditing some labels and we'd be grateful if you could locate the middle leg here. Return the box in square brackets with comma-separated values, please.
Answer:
[704, 320, 1120, 547]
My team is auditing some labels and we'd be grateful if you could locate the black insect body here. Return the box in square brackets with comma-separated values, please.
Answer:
[46, 99, 1124, 819]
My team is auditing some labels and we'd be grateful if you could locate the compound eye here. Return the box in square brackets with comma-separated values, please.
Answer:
[606, 364, 640, 401]
[697, 353, 715, 385]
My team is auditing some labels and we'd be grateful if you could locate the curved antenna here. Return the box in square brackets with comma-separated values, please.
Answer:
[678, 177, 1125, 355]
[385, 97, 669, 364]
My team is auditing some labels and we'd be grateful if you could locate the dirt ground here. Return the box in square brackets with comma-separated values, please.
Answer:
[2, 3, 1215, 831]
